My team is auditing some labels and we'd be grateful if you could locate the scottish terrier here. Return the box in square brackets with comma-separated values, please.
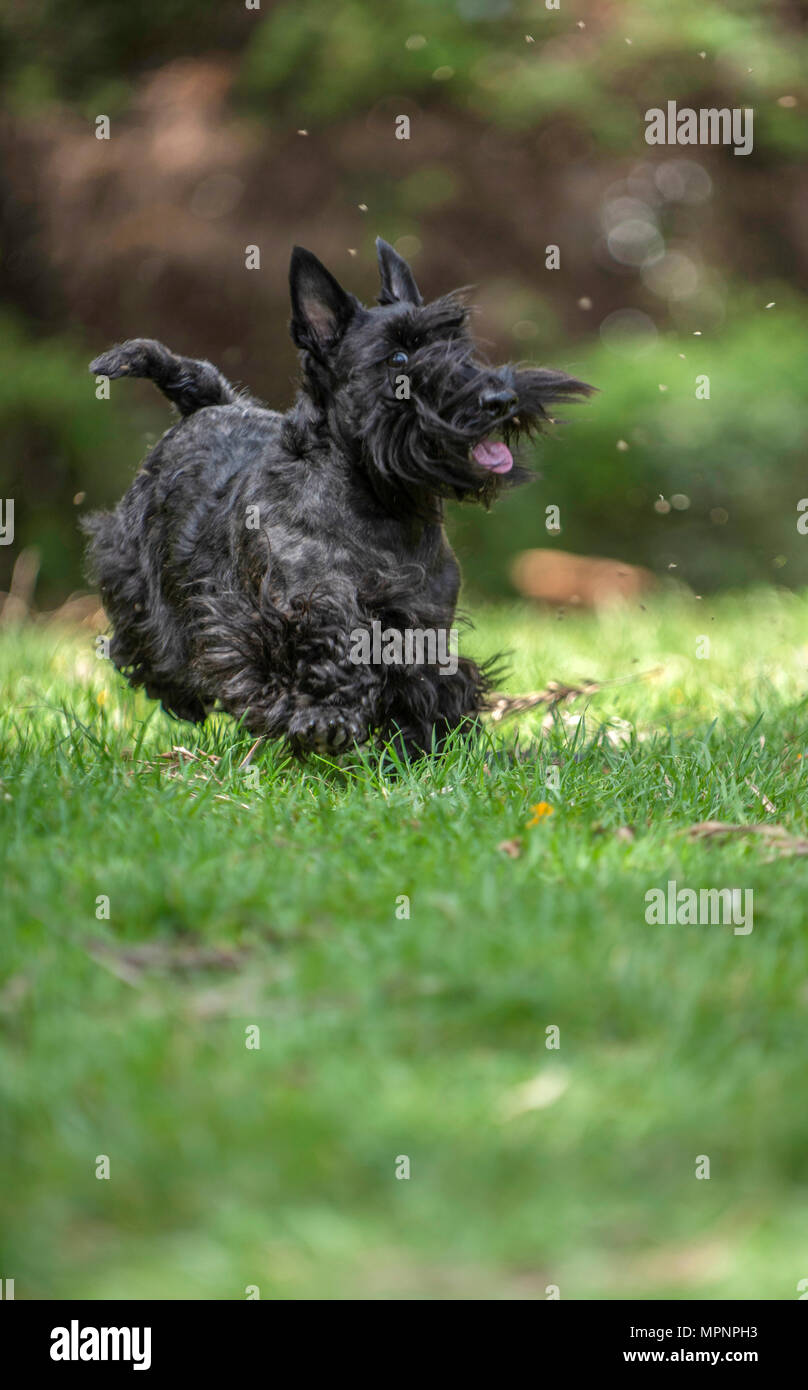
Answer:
[84, 240, 592, 757]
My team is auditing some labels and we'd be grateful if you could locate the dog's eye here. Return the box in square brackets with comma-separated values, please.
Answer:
[388, 350, 409, 367]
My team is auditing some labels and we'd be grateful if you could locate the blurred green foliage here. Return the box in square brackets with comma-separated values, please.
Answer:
[0, 0, 806, 604]
[239, 0, 808, 154]
[0, 0, 246, 115]
[4, 0, 805, 152]
[451, 299, 808, 598]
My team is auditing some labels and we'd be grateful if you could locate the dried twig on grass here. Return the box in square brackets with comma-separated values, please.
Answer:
[484, 667, 662, 724]
[137, 745, 222, 776]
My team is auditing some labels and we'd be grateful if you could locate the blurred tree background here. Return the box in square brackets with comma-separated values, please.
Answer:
[1, 0, 806, 606]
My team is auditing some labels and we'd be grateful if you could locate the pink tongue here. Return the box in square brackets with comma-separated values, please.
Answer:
[472, 441, 513, 474]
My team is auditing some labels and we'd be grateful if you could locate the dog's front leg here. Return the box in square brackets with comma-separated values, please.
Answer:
[284, 598, 383, 755]
[287, 695, 374, 755]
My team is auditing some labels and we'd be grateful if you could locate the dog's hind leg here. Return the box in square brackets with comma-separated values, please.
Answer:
[89, 339, 239, 416]
[83, 500, 212, 724]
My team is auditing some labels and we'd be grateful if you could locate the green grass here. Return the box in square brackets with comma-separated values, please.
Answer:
[3, 588, 808, 1300]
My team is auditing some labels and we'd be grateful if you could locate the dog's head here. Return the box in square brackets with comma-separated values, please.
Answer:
[289, 239, 594, 508]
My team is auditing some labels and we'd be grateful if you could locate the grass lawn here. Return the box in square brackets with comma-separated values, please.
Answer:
[2, 587, 808, 1300]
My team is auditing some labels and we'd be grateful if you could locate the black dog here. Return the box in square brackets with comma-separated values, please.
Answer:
[84, 240, 592, 757]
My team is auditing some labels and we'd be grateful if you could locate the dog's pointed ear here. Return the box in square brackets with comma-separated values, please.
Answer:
[289, 247, 357, 356]
[376, 237, 423, 307]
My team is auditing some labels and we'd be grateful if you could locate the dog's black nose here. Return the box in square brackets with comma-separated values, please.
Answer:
[479, 385, 517, 415]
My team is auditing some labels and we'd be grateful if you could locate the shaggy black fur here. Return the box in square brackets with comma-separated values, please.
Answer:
[83, 240, 593, 757]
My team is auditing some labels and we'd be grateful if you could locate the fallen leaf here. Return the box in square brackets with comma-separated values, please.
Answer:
[688, 822, 776, 839]
[86, 941, 251, 984]
[686, 822, 808, 859]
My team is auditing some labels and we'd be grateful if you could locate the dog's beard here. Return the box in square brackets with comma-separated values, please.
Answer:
[358, 364, 592, 511]
[360, 408, 523, 511]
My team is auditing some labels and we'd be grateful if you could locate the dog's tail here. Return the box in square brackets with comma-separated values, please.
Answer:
[89, 338, 238, 416]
